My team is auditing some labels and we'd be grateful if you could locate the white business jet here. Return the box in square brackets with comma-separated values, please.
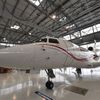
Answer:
[0, 36, 100, 89]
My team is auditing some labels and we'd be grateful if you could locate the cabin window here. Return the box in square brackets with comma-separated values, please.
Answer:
[49, 38, 59, 44]
[41, 38, 47, 42]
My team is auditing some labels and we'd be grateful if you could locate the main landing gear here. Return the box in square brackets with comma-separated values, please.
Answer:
[45, 69, 55, 89]
[76, 68, 82, 78]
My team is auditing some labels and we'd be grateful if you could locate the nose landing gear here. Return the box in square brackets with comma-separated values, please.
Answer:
[45, 69, 55, 89]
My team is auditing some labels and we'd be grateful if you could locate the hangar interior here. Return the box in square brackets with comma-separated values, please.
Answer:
[0, 0, 100, 45]
[0, 0, 100, 100]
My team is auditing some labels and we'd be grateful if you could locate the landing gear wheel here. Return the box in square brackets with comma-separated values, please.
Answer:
[45, 81, 54, 89]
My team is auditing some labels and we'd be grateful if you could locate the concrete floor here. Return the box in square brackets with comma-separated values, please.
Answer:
[0, 68, 100, 100]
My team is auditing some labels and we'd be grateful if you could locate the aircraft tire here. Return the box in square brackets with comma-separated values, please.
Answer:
[45, 81, 54, 89]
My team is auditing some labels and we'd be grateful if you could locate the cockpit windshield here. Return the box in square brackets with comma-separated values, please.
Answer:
[41, 38, 47, 42]
[49, 38, 59, 44]
[39, 37, 59, 44]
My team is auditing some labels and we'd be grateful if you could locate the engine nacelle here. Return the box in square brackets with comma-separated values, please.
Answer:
[88, 46, 94, 51]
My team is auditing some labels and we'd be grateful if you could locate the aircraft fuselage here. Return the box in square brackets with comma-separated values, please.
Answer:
[0, 37, 99, 70]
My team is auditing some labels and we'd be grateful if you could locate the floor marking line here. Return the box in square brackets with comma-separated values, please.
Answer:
[35, 91, 53, 100]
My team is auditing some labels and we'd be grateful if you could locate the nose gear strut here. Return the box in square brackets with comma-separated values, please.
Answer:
[45, 69, 55, 89]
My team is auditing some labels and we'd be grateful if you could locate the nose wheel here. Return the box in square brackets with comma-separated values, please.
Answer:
[45, 80, 54, 89]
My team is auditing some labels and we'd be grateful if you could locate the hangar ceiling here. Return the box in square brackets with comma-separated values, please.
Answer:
[0, 0, 100, 45]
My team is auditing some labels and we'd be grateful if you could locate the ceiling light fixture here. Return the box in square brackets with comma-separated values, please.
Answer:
[3, 38, 8, 42]
[29, 0, 43, 6]
[80, 37, 82, 39]
[18, 41, 21, 43]
[65, 24, 75, 29]
[51, 15, 57, 19]
[11, 25, 20, 30]
[29, 32, 32, 35]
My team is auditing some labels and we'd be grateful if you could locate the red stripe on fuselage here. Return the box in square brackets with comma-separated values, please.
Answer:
[39, 44, 88, 62]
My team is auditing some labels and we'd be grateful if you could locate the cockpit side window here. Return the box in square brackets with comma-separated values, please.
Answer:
[49, 38, 59, 44]
[41, 38, 47, 42]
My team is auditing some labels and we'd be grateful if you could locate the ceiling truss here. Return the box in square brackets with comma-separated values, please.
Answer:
[0, 0, 100, 45]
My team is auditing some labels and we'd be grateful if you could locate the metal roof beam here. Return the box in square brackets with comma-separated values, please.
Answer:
[58, 18, 100, 37]
[0, 14, 56, 36]
[0, 19, 10, 36]
[37, 0, 70, 25]
[71, 31, 100, 45]
[19, 3, 29, 17]
[52, 1, 100, 31]
[1, 0, 7, 14]
[11, 0, 20, 15]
